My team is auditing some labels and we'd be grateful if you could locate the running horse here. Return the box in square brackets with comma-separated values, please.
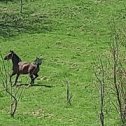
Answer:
[4, 50, 42, 86]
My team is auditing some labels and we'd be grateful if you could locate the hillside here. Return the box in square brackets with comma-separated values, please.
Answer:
[0, 0, 126, 126]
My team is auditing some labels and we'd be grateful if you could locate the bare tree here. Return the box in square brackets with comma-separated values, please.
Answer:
[109, 19, 126, 124]
[0, 51, 24, 117]
[94, 58, 105, 126]
[20, 0, 23, 13]
[111, 33, 125, 124]
[94, 21, 126, 125]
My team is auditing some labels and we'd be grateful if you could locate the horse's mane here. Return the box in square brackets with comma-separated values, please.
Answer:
[12, 53, 22, 64]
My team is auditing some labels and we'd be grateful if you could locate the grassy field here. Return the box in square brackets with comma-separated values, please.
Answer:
[0, 0, 126, 126]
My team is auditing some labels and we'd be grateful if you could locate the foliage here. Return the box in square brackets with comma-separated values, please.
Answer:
[0, 11, 53, 37]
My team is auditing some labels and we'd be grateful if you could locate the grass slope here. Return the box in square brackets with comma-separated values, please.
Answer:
[0, 0, 126, 126]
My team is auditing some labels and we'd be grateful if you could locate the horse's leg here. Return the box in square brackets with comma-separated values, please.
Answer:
[32, 74, 38, 84]
[13, 74, 20, 86]
[29, 74, 34, 85]
[10, 72, 16, 84]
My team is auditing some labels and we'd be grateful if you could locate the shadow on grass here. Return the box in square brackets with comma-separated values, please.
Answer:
[16, 83, 53, 88]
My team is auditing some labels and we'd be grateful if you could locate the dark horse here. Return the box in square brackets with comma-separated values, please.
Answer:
[4, 50, 42, 86]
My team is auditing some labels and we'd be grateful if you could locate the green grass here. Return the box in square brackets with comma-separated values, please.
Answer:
[0, 0, 126, 125]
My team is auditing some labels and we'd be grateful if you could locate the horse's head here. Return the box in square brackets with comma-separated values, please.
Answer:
[33, 57, 42, 65]
[4, 50, 14, 60]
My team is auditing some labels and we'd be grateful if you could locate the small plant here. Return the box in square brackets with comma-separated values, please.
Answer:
[66, 80, 72, 105]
